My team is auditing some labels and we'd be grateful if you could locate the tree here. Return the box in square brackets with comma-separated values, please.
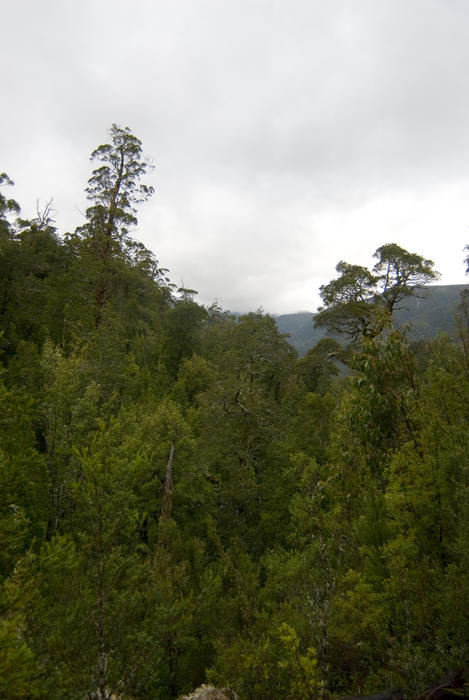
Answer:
[70, 124, 155, 328]
[315, 243, 439, 341]
[163, 294, 208, 382]
[315, 262, 379, 340]
[295, 337, 342, 394]
[0, 376, 48, 577]
[190, 312, 298, 553]
[0, 173, 20, 238]
[0, 214, 70, 355]
[373, 243, 438, 313]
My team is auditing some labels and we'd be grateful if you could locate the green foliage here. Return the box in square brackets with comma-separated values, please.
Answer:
[316, 243, 439, 341]
[327, 570, 388, 692]
[164, 298, 208, 381]
[209, 619, 320, 699]
[0, 172, 20, 239]
[2, 130, 467, 699]
[77, 123, 154, 263]
[317, 261, 379, 340]
[66, 124, 170, 333]
[295, 337, 342, 394]
[0, 379, 48, 575]
[373, 242, 439, 311]
[0, 216, 71, 357]
[0, 612, 42, 699]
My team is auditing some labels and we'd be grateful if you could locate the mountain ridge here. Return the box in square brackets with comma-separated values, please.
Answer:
[274, 283, 469, 355]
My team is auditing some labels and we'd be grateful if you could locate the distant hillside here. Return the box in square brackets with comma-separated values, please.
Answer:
[274, 284, 469, 355]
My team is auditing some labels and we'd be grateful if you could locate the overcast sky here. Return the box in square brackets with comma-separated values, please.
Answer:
[3, 0, 469, 313]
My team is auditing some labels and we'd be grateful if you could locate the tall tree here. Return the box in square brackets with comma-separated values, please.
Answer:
[0, 172, 20, 239]
[315, 243, 439, 341]
[316, 261, 379, 340]
[373, 243, 438, 313]
[70, 124, 155, 328]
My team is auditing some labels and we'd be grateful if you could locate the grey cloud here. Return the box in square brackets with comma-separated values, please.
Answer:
[3, 0, 469, 313]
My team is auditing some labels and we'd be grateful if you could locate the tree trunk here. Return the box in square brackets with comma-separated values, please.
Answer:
[161, 443, 175, 522]
[158, 443, 175, 545]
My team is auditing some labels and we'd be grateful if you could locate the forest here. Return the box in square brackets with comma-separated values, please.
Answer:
[1, 125, 469, 699]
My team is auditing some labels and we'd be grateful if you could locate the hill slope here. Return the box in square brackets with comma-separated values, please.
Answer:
[275, 284, 469, 355]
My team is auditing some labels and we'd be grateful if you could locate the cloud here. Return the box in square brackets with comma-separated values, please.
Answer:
[3, 0, 469, 313]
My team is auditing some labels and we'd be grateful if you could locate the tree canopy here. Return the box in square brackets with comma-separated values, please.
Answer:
[1, 127, 468, 699]
[315, 243, 439, 341]
[70, 124, 156, 328]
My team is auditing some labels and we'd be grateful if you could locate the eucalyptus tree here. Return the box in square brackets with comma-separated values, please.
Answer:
[70, 124, 156, 329]
[373, 243, 438, 312]
[315, 243, 439, 341]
